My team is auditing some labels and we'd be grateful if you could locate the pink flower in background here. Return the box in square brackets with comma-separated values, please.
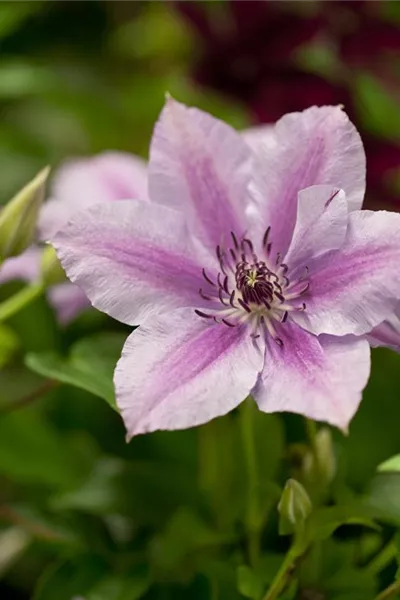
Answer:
[0, 152, 148, 323]
[53, 99, 400, 435]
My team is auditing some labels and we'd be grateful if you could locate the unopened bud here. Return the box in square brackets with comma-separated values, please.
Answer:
[303, 427, 336, 487]
[40, 244, 66, 286]
[278, 478, 312, 535]
[0, 167, 49, 260]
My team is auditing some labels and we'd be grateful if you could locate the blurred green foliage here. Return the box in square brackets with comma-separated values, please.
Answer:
[1, 2, 400, 600]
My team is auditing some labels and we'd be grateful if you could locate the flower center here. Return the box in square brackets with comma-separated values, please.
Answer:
[195, 229, 310, 345]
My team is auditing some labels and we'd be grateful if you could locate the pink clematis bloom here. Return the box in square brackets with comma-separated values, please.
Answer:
[0, 152, 148, 323]
[53, 99, 400, 434]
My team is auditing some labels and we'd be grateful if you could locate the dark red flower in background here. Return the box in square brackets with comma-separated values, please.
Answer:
[174, 0, 400, 210]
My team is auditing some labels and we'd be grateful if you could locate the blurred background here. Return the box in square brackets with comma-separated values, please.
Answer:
[0, 2, 400, 599]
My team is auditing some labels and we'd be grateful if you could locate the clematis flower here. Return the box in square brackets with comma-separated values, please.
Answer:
[0, 152, 148, 323]
[53, 99, 400, 435]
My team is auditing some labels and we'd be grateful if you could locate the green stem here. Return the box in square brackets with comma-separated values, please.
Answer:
[0, 283, 44, 322]
[368, 541, 398, 576]
[305, 419, 318, 457]
[262, 545, 298, 600]
[374, 580, 400, 600]
[240, 398, 260, 566]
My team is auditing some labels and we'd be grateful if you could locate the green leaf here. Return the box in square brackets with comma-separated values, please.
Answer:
[339, 348, 400, 488]
[305, 506, 379, 544]
[378, 454, 400, 473]
[365, 472, 400, 524]
[26, 332, 127, 410]
[237, 565, 264, 599]
[33, 554, 107, 600]
[150, 508, 233, 577]
[354, 73, 400, 139]
[86, 571, 151, 600]
[0, 3, 45, 39]
[50, 457, 124, 515]
[0, 408, 82, 488]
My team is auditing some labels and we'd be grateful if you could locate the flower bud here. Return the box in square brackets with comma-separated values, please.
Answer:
[303, 427, 336, 488]
[0, 167, 49, 260]
[278, 478, 312, 535]
[40, 244, 66, 287]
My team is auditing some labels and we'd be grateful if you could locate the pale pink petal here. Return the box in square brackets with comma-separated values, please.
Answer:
[149, 97, 255, 248]
[115, 308, 264, 438]
[52, 200, 213, 326]
[251, 106, 366, 256]
[241, 124, 275, 151]
[367, 304, 400, 351]
[293, 210, 400, 336]
[40, 152, 148, 239]
[0, 248, 41, 284]
[48, 283, 90, 325]
[284, 185, 348, 271]
[253, 322, 370, 431]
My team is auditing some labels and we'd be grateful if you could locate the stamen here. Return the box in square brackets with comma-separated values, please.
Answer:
[199, 288, 212, 301]
[223, 275, 230, 294]
[231, 231, 239, 250]
[218, 288, 229, 306]
[237, 298, 251, 313]
[263, 226, 271, 248]
[196, 225, 310, 343]
[325, 188, 340, 207]
[202, 268, 215, 287]
[222, 318, 236, 328]
[195, 309, 214, 320]
[242, 238, 254, 254]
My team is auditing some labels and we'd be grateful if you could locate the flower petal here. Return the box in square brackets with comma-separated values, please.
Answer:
[149, 97, 255, 248]
[48, 283, 90, 325]
[252, 106, 366, 256]
[40, 152, 148, 239]
[284, 185, 348, 271]
[242, 124, 275, 151]
[53, 200, 211, 326]
[0, 247, 40, 284]
[253, 322, 370, 431]
[367, 303, 400, 351]
[115, 308, 264, 438]
[293, 210, 400, 336]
